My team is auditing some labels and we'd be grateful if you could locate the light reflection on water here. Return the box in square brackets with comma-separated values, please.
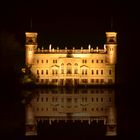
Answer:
[23, 87, 117, 138]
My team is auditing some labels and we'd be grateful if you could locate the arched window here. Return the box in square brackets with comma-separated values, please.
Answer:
[61, 63, 64, 74]
[82, 69, 87, 75]
[67, 63, 72, 74]
[74, 63, 78, 74]
[52, 69, 58, 75]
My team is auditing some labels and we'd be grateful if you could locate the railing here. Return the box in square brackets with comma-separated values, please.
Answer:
[34, 48, 107, 54]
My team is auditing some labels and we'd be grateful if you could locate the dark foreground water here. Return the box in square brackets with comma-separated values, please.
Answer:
[0, 76, 140, 140]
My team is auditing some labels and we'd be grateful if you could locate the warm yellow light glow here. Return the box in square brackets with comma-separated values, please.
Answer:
[25, 32, 38, 37]
[106, 32, 117, 37]
[24, 32, 117, 86]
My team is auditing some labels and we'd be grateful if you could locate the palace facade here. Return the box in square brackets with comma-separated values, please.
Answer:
[24, 32, 117, 86]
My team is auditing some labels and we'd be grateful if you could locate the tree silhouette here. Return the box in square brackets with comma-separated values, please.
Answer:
[0, 30, 24, 85]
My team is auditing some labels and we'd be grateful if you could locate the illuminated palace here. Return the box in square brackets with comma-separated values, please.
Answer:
[25, 32, 117, 86]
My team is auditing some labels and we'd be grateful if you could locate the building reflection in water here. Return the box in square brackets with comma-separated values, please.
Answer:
[24, 87, 117, 137]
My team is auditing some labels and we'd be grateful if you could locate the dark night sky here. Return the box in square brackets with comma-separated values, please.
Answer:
[0, 0, 140, 85]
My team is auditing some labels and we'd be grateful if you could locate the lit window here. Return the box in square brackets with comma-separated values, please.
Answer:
[61, 63, 64, 74]
[96, 70, 98, 75]
[108, 79, 113, 83]
[52, 70, 54, 75]
[37, 70, 39, 74]
[41, 70, 43, 75]
[96, 79, 99, 83]
[46, 70, 48, 75]
[67, 69, 72, 74]
[60, 79, 64, 85]
[82, 69, 87, 75]
[82, 60, 87, 63]
[101, 70, 103, 75]
[109, 70, 112, 75]
[61, 69, 64, 74]
[74, 69, 78, 74]
[52, 79, 58, 83]
[81, 79, 88, 83]
[91, 79, 94, 83]
[101, 79, 104, 83]
[53, 60, 57, 63]
[85, 70, 87, 75]
[52, 69, 58, 75]
[82, 69, 84, 75]
[67, 63, 72, 74]
[91, 70, 94, 75]
[74, 79, 79, 85]
[45, 79, 49, 83]
[56, 70, 58, 74]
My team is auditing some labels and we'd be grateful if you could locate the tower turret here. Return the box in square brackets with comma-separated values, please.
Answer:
[25, 32, 38, 66]
[106, 32, 117, 64]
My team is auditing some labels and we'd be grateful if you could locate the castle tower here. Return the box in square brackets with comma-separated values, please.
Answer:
[25, 32, 38, 66]
[106, 107, 117, 136]
[25, 104, 37, 136]
[106, 32, 117, 64]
